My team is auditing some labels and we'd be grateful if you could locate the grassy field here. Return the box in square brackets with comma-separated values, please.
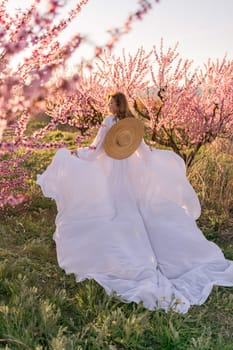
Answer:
[0, 129, 233, 350]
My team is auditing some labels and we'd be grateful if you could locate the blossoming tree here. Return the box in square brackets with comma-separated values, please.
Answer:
[0, 0, 159, 207]
[138, 41, 233, 167]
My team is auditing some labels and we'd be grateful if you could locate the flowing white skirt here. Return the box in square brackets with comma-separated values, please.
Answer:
[37, 142, 233, 313]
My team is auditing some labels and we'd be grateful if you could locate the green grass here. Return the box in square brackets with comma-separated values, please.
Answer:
[1, 136, 233, 349]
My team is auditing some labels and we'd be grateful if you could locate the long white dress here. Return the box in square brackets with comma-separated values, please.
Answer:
[37, 115, 233, 313]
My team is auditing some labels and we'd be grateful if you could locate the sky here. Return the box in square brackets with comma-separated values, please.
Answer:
[60, 0, 233, 69]
[5, 0, 233, 69]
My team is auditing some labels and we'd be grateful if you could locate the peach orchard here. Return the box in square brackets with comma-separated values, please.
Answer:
[1, 0, 233, 207]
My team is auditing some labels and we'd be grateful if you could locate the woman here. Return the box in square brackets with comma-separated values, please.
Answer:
[37, 92, 233, 313]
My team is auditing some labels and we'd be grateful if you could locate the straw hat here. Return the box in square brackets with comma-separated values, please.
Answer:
[103, 117, 144, 159]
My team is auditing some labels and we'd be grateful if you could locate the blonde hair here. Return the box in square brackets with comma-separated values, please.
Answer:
[108, 92, 135, 120]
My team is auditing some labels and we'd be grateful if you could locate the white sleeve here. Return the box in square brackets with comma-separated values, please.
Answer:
[76, 116, 113, 160]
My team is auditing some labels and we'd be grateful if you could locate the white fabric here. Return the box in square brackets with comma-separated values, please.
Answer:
[37, 115, 233, 313]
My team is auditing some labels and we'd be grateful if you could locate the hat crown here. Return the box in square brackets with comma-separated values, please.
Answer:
[116, 130, 132, 147]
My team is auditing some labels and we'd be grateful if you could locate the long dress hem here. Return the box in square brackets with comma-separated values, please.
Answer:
[37, 115, 233, 313]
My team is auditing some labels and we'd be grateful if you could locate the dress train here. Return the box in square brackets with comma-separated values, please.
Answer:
[37, 115, 233, 313]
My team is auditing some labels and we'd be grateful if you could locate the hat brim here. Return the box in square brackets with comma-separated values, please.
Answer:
[103, 118, 144, 159]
